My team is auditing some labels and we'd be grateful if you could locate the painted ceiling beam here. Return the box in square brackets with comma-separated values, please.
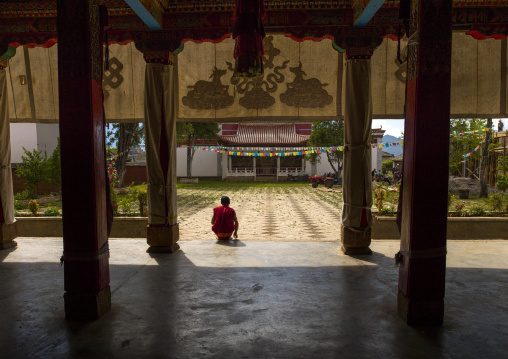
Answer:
[353, 0, 387, 27]
[123, 0, 163, 30]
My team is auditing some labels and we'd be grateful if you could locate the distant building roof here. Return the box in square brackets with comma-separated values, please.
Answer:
[393, 154, 403, 162]
[218, 123, 310, 146]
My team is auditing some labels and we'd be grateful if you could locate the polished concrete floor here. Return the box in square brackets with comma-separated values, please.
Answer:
[0, 238, 507, 359]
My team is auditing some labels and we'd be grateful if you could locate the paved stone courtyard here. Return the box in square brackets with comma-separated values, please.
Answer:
[177, 185, 343, 241]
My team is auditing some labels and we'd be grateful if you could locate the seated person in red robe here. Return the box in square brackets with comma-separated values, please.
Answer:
[212, 196, 239, 240]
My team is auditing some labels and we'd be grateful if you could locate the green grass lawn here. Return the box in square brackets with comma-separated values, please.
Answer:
[13, 181, 507, 216]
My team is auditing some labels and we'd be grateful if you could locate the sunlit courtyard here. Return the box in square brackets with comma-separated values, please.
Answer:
[176, 182, 343, 241]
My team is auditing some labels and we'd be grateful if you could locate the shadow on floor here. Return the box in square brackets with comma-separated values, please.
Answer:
[0, 240, 507, 358]
[215, 239, 246, 247]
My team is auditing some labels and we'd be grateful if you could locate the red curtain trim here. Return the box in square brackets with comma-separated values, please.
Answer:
[284, 34, 334, 42]
[182, 34, 231, 44]
[284, 34, 400, 43]
[7, 32, 408, 50]
[384, 34, 399, 41]
[108, 40, 134, 45]
[466, 30, 508, 40]
[9, 38, 57, 48]
[9, 39, 135, 48]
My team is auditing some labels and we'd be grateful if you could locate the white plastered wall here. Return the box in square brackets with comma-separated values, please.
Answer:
[10, 123, 59, 163]
[10, 123, 37, 163]
[36, 123, 59, 154]
[176, 148, 219, 178]
[371, 148, 383, 172]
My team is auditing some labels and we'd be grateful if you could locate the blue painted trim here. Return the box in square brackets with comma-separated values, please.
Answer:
[354, 0, 386, 27]
[124, 0, 162, 30]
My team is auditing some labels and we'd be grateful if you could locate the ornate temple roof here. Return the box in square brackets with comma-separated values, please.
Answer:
[218, 123, 310, 146]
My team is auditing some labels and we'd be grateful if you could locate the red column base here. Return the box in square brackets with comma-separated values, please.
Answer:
[0, 222, 18, 250]
[397, 290, 444, 326]
[64, 285, 111, 321]
[341, 225, 372, 255]
[147, 223, 180, 253]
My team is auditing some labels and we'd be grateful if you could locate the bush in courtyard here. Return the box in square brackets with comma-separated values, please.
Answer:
[454, 201, 466, 216]
[489, 193, 504, 212]
[497, 175, 508, 193]
[14, 200, 24, 210]
[16, 148, 49, 196]
[468, 205, 486, 217]
[46, 138, 61, 185]
[119, 197, 132, 215]
[373, 185, 386, 213]
[391, 196, 398, 213]
[108, 159, 119, 214]
[497, 155, 508, 193]
[28, 200, 39, 216]
[14, 189, 39, 200]
[382, 160, 393, 172]
[381, 207, 392, 215]
[43, 207, 60, 216]
[137, 187, 148, 216]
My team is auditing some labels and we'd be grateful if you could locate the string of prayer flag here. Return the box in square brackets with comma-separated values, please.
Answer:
[451, 128, 490, 138]
[107, 147, 131, 161]
[462, 138, 486, 158]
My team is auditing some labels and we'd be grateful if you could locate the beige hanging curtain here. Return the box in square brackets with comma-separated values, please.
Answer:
[0, 69, 15, 224]
[4, 34, 508, 123]
[341, 59, 373, 229]
[144, 63, 178, 226]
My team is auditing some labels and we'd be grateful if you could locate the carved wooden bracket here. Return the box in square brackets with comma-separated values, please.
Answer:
[334, 26, 384, 59]
[134, 31, 182, 65]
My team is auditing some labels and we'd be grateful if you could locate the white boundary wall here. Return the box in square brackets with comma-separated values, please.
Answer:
[177, 147, 219, 178]
[10, 123, 59, 163]
[10, 123, 37, 163]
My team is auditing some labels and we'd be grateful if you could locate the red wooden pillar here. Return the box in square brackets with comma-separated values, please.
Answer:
[57, 0, 110, 320]
[398, 0, 452, 326]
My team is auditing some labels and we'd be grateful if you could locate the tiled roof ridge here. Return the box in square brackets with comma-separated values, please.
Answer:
[218, 123, 310, 145]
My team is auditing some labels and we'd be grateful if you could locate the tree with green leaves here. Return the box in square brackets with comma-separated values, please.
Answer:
[306, 121, 344, 177]
[106, 123, 145, 187]
[382, 159, 393, 172]
[479, 118, 493, 198]
[46, 138, 61, 185]
[449, 118, 488, 177]
[16, 147, 49, 195]
[176, 123, 220, 178]
[497, 155, 508, 193]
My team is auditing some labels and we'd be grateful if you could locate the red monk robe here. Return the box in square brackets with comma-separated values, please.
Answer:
[212, 204, 239, 240]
